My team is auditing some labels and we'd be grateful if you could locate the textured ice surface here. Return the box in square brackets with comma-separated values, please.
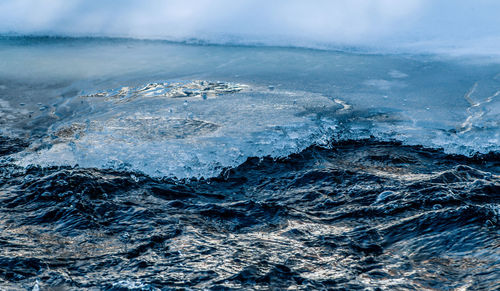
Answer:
[82, 80, 247, 101]
[1, 38, 499, 178]
[17, 82, 341, 178]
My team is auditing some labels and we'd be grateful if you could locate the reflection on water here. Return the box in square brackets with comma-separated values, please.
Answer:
[1, 139, 499, 290]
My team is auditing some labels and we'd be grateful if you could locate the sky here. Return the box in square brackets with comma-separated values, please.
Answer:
[1, 0, 500, 54]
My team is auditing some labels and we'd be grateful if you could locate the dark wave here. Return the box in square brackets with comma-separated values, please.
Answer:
[1, 137, 498, 289]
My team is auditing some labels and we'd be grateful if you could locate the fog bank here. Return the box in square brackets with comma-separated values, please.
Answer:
[1, 0, 500, 54]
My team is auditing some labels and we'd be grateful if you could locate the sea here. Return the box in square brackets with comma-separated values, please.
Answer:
[0, 36, 499, 290]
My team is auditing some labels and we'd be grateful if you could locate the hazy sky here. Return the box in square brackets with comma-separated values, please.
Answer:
[1, 0, 500, 53]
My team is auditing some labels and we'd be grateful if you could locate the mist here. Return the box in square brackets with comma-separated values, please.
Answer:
[1, 0, 500, 54]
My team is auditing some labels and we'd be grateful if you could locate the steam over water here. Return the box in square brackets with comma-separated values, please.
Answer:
[0, 1, 500, 289]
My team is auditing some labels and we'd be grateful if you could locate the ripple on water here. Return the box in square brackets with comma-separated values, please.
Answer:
[0, 139, 498, 290]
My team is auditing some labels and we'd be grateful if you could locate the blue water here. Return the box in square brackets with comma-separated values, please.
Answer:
[0, 36, 499, 290]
